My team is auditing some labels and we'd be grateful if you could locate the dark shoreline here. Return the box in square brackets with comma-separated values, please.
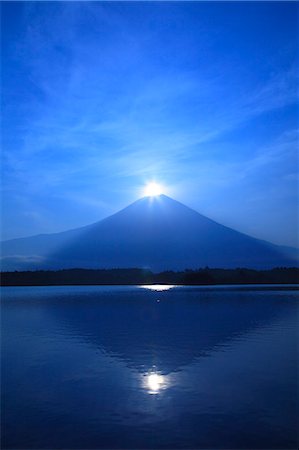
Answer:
[1, 267, 299, 287]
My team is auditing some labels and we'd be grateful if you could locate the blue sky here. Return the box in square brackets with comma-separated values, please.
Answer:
[1, 1, 298, 247]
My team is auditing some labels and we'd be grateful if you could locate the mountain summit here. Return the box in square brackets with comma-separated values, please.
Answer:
[1, 195, 297, 270]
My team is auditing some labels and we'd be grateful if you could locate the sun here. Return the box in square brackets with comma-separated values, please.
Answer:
[144, 182, 164, 197]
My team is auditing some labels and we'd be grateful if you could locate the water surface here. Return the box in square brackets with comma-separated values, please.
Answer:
[1, 285, 298, 449]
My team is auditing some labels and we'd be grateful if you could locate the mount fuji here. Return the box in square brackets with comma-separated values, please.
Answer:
[1, 195, 297, 271]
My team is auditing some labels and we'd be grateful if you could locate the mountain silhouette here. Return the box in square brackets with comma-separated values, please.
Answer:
[1, 194, 298, 270]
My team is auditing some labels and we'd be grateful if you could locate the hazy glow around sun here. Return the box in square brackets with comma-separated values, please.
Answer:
[144, 182, 164, 197]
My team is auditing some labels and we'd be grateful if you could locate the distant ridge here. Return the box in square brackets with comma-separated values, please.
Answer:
[1, 194, 298, 270]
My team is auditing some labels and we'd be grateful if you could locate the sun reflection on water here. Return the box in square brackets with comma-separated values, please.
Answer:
[140, 284, 175, 291]
[143, 371, 168, 394]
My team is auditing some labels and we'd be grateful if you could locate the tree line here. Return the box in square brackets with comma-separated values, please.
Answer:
[1, 267, 298, 286]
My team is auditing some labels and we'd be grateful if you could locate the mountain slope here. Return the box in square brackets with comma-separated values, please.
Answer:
[1, 195, 297, 270]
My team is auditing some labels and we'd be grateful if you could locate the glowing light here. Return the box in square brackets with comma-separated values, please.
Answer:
[144, 182, 164, 197]
[145, 372, 166, 394]
[140, 284, 175, 291]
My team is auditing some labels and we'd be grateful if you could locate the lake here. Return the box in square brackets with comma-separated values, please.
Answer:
[1, 285, 298, 449]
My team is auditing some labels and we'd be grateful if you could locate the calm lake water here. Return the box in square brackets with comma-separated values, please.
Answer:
[1, 285, 298, 449]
